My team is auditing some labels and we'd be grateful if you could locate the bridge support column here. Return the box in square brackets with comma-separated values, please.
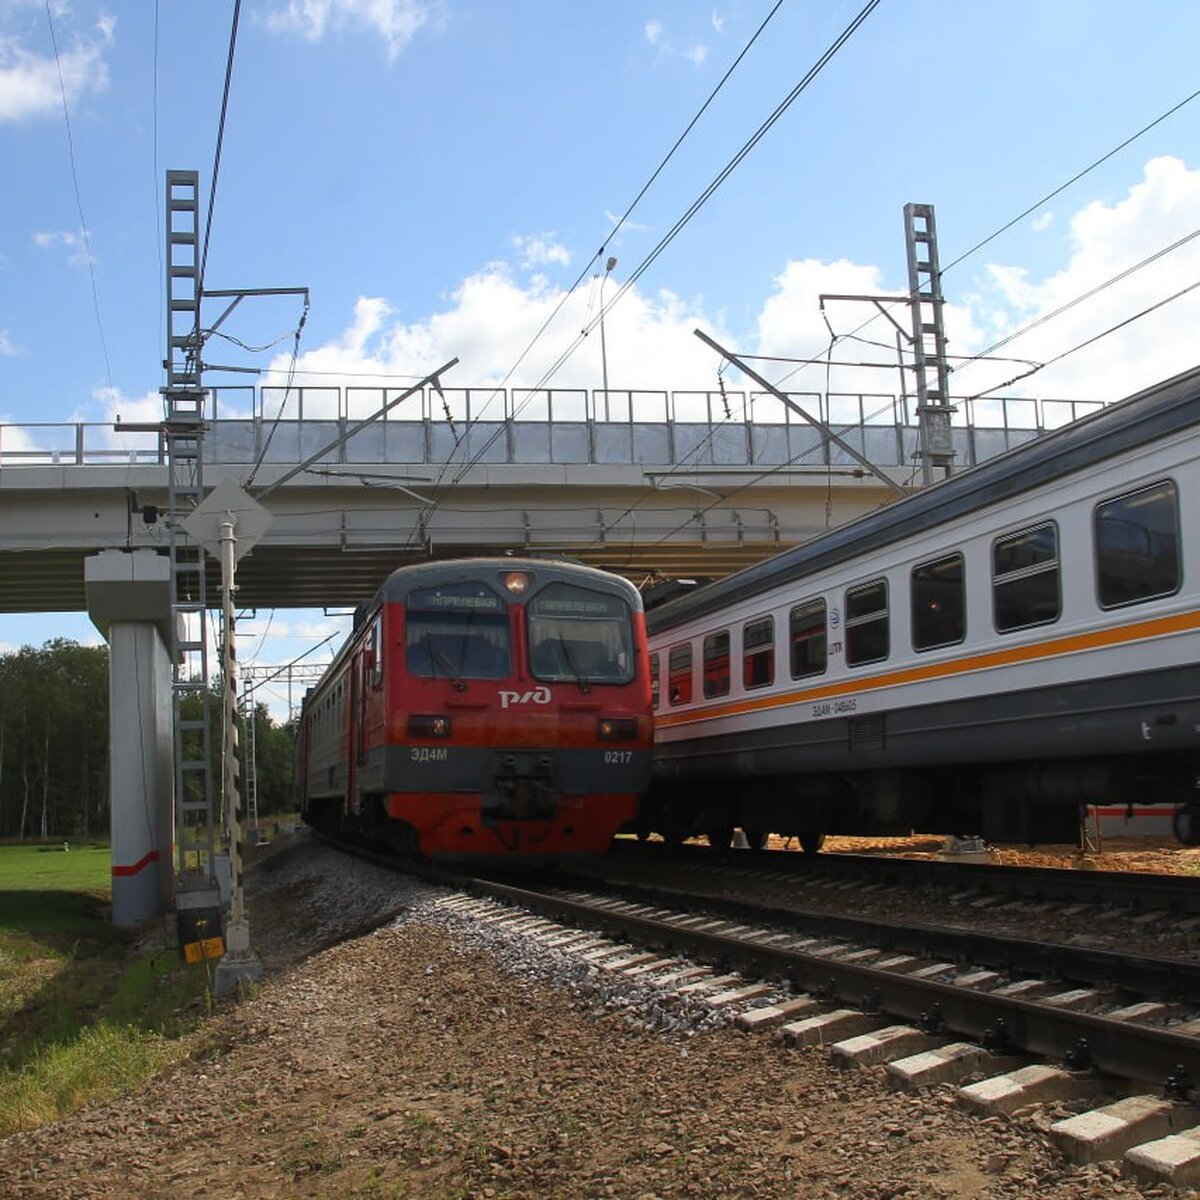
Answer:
[85, 550, 175, 927]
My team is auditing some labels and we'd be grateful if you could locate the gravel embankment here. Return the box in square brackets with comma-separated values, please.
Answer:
[0, 833, 1189, 1199]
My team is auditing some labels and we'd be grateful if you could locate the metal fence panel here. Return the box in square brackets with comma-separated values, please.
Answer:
[631, 424, 671, 464]
[550, 423, 590, 463]
[511, 423, 551, 462]
[711, 425, 750, 464]
[594, 423, 633, 464]
[465, 423, 509, 464]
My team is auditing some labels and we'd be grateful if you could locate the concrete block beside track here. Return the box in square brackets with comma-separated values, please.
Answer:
[736, 995, 821, 1033]
[830, 1025, 937, 1069]
[780, 1009, 878, 1048]
[1125, 1125, 1200, 1187]
[959, 1064, 1096, 1115]
[1051, 1095, 1187, 1164]
[886, 1043, 988, 1090]
[706, 981, 775, 1006]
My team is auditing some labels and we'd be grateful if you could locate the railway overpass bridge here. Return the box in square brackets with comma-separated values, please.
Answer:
[0, 383, 1097, 613]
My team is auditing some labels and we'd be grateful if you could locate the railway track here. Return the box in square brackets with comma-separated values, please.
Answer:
[318, 832, 1200, 1179]
[610, 839, 1200, 916]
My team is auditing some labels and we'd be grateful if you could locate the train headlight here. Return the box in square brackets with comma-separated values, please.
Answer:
[597, 717, 639, 742]
[408, 714, 452, 738]
[503, 571, 531, 596]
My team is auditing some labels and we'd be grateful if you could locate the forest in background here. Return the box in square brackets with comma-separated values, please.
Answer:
[0, 640, 297, 841]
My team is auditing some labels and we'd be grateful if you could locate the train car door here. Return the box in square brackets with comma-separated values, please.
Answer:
[348, 651, 363, 815]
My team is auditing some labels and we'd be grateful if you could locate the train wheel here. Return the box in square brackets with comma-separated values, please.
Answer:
[706, 827, 734, 851]
[798, 830, 826, 855]
[741, 828, 770, 850]
[1173, 803, 1200, 847]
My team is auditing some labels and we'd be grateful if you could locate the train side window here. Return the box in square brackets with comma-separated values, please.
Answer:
[650, 653, 660, 710]
[790, 599, 827, 679]
[1095, 480, 1181, 608]
[845, 579, 889, 667]
[703, 630, 731, 698]
[993, 522, 1060, 632]
[367, 615, 384, 687]
[912, 553, 966, 651]
[743, 616, 774, 689]
[668, 643, 693, 706]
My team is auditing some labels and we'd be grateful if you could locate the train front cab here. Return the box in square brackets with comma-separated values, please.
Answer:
[380, 565, 652, 861]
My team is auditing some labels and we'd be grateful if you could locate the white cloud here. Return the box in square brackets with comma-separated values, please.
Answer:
[0, 12, 112, 123]
[512, 232, 571, 270]
[642, 19, 707, 67]
[33, 227, 93, 266]
[1031, 211, 1054, 233]
[959, 155, 1200, 403]
[264, 0, 440, 61]
[251, 156, 1200, 439]
[711, 11, 725, 34]
[0, 329, 16, 356]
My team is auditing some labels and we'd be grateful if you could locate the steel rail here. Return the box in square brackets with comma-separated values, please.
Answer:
[620, 841, 1200, 915]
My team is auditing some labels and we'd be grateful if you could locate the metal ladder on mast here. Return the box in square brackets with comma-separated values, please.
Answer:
[164, 170, 222, 948]
[904, 203, 957, 485]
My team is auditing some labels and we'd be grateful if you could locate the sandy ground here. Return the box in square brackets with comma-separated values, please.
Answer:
[0, 834, 1194, 1199]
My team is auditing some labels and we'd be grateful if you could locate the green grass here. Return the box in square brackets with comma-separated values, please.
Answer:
[0, 843, 208, 1136]
[0, 842, 111, 899]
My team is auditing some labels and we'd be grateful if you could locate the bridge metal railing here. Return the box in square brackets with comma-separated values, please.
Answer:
[0, 386, 1103, 472]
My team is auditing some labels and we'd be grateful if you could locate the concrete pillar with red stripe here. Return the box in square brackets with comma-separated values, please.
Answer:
[85, 550, 175, 927]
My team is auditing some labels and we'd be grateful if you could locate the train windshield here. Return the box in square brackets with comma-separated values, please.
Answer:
[405, 581, 511, 680]
[527, 583, 634, 685]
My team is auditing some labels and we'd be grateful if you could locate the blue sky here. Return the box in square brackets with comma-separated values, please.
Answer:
[4, 0, 1200, 715]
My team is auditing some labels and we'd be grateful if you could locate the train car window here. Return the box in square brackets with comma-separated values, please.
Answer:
[367, 615, 384, 688]
[668, 644, 693, 706]
[790, 599, 827, 679]
[650, 653, 661, 710]
[527, 584, 635, 684]
[703, 630, 731, 698]
[406, 580, 511, 680]
[912, 553, 966, 651]
[845, 580, 889, 667]
[743, 616, 775, 689]
[993, 522, 1060, 632]
[1095, 480, 1181, 608]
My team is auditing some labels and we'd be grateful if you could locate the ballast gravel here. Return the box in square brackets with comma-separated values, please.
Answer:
[0, 833, 1192, 1199]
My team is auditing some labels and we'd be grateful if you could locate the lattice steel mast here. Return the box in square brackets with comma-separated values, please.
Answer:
[163, 170, 222, 952]
[904, 203, 956, 485]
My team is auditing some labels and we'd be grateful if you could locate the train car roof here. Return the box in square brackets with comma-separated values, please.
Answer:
[376, 556, 644, 608]
[647, 363, 1200, 635]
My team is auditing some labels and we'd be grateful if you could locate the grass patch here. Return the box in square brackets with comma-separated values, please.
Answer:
[0, 1021, 183, 1136]
[0, 844, 210, 1136]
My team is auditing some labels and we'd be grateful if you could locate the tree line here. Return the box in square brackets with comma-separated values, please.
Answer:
[0, 639, 298, 842]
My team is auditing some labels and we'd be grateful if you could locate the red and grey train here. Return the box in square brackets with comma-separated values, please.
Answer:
[298, 557, 653, 861]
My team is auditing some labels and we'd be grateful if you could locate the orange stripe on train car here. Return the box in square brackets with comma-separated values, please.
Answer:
[655, 608, 1200, 729]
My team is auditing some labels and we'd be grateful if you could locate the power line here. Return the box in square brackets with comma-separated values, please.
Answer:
[954, 224, 1200, 372]
[153, 0, 164, 360]
[197, 0, 243, 300]
[407, 0, 884, 551]
[409, 0, 884, 548]
[407, 0, 792, 521]
[775, 83, 1200, 392]
[44, 1, 113, 394]
[960, 276, 1200, 403]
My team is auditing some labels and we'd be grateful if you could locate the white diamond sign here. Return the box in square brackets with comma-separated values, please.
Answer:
[183, 480, 274, 561]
